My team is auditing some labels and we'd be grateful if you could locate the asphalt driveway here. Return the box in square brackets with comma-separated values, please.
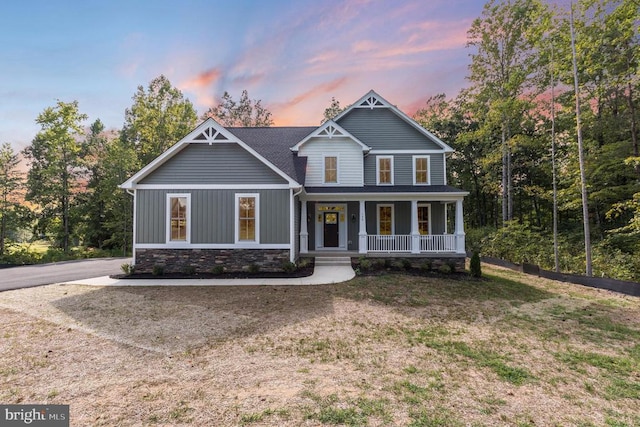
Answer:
[0, 258, 130, 292]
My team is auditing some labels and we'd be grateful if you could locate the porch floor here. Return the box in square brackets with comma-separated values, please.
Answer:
[304, 251, 465, 258]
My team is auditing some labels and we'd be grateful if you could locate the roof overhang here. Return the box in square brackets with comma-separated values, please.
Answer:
[333, 90, 455, 153]
[290, 120, 370, 152]
[120, 118, 300, 189]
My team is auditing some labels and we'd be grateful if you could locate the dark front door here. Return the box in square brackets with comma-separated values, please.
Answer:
[323, 212, 339, 247]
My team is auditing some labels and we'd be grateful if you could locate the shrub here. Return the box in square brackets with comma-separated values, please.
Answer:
[152, 264, 165, 276]
[470, 252, 481, 278]
[183, 265, 196, 275]
[438, 264, 452, 274]
[121, 263, 135, 275]
[359, 258, 372, 270]
[210, 265, 225, 275]
[420, 260, 432, 272]
[282, 261, 297, 273]
[402, 258, 413, 270]
[248, 263, 261, 274]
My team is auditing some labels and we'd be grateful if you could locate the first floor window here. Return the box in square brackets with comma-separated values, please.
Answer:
[378, 205, 393, 235]
[418, 204, 430, 235]
[236, 194, 259, 243]
[167, 194, 190, 243]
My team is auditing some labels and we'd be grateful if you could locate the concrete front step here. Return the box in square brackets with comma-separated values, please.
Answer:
[315, 257, 352, 267]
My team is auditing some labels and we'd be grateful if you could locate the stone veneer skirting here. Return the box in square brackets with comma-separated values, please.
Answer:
[135, 248, 291, 273]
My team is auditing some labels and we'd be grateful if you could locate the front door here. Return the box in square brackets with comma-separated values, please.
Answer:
[323, 212, 339, 247]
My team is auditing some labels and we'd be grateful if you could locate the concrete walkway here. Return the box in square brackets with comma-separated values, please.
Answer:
[63, 265, 356, 287]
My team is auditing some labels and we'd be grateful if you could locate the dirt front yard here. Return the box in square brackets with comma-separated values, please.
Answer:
[1, 265, 639, 426]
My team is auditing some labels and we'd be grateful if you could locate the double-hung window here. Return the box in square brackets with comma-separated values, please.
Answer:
[377, 204, 394, 235]
[418, 204, 431, 235]
[167, 193, 190, 244]
[235, 193, 259, 244]
[413, 156, 430, 185]
[377, 156, 393, 185]
[324, 155, 338, 184]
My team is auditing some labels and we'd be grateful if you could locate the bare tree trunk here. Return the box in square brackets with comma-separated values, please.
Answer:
[502, 123, 508, 223]
[628, 81, 639, 177]
[571, 4, 592, 277]
[550, 47, 560, 273]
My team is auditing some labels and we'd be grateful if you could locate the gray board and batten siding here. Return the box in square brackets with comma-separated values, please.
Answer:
[139, 143, 288, 185]
[136, 189, 290, 245]
[337, 108, 443, 151]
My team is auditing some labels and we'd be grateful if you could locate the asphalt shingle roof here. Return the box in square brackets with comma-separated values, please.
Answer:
[227, 127, 315, 184]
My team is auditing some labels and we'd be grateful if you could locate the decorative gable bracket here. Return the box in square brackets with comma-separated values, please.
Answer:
[318, 124, 345, 139]
[357, 95, 385, 109]
[192, 126, 229, 144]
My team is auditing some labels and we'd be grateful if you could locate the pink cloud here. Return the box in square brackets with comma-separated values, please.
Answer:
[181, 68, 222, 91]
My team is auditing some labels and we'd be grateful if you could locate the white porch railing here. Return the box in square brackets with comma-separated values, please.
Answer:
[366, 234, 458, 253]
[367, 235, 412, 252]
[420, 234, 457, 252]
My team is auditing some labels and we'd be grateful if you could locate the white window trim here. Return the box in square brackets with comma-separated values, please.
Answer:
[417, 203, 432, 235]
[235, 193, 260, 245]
[376, 155, 394, 185]
[166, 193, 191, 245]
[413, 155, 431, 185]
[376, 204, 395, 235]
[323, 154, 339, 184]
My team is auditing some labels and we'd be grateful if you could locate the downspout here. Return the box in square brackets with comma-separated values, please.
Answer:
[125, 189, 136, 266]
[290, 186, 304, 262]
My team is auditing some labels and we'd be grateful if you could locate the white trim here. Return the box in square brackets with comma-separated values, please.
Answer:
[290, 120, 370, 152]
[323, 154, 339, 184]
[376, 204, 395, 235]
[332, 90, 454, 153]
[136, 184, 292, 190]
[413, 155, 431, 185]
[417, 203, 432, 235]
[121, 118, 300, 189]
[131, 190, 137, 265]
[314, 203, 348, 250]
[135, 243, 290, 250]
[166, 193, 191, 245]
[235, 193, 260, 244]
[303, 192, 469, 202]
[369, 150, 445, 154]
[376, 155, 394, 185]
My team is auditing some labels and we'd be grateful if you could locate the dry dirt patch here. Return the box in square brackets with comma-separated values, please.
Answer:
[0, 266, 639, 426]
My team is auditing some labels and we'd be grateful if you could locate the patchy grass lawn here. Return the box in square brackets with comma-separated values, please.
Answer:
[0, 265, 639, 426]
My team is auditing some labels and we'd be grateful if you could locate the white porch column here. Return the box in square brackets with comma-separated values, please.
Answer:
[455, 198, 465, 254]
[300, 200, 308, 254]
[358, 200, 367, 254]
[411, 200, 420, 254]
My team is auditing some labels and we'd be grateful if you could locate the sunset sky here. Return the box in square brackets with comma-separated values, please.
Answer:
[0, 0, 491, 153]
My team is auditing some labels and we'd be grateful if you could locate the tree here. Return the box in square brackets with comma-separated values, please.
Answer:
[202, 90, 273, 127]
[0, 143, 23, 255]
[466, 0, 548, 223]
[23, 101, 87, 252]
[122, 75, 198, 165]
[321, 97, 347, 123]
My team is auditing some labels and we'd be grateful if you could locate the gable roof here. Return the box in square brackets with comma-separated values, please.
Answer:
[334, 90, 454, 153]
[289, 120, 370, 153]
[227, 126, 315, 184]
[120, 118, 305, 189]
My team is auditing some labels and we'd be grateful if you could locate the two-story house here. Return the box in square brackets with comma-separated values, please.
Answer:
[121, 90, 469, 273]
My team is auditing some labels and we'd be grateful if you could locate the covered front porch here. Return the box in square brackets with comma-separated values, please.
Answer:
[298, 192, 466, 256]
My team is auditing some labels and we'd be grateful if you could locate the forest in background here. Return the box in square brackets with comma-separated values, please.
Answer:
[0, 0, 638, 281]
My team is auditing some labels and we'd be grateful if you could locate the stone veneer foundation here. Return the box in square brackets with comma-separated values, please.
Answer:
[135, 248, 290, 274]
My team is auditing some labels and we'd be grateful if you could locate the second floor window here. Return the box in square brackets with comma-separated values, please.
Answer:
[414, 156, 430, 185]
[324, 156, 337, 183]
[377, 156, 393, 185]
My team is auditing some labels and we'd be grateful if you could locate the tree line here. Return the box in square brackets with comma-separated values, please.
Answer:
[0, 77, 272, 262]
[414, 0, 639, 280]
[1, 0, 638, 281]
